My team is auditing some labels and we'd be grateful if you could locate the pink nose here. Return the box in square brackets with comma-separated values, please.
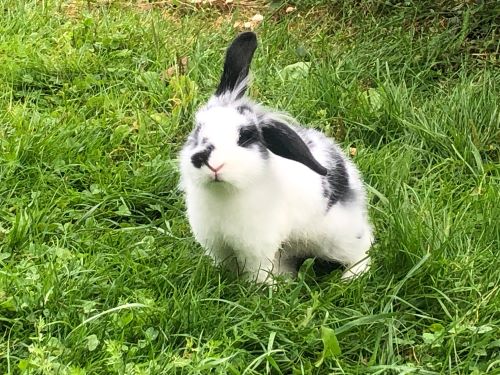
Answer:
[206, 163, 224, 173]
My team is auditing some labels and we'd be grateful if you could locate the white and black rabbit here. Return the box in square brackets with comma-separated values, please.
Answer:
[179, 32, 373, 282]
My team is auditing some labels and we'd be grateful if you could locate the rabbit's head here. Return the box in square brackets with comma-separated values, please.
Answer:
[180, 32, 327, 191]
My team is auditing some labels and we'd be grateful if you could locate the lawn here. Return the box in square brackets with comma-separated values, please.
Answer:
[0, 0, 499, 374]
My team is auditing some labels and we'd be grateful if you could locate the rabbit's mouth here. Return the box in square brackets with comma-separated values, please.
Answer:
[203, 171, 225, 184]
[205, 175, 233, 191]
[205, 162, 225, 183]
[211, 174, 223, 183]
[205, 172, 235, 189]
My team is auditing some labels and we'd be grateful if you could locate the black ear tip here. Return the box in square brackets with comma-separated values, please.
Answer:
[235, 31, 257, 42]
[230, 31, 257, 50]
[215, 32, 257, 98]
[318, 166, 328, 176]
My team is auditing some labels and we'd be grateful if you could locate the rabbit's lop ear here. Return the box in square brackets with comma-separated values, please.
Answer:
[215, 32, 257, 100]
[261, 120, 328, 176]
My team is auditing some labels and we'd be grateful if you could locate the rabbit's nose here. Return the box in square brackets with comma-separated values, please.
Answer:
[191, 145, 214, 168]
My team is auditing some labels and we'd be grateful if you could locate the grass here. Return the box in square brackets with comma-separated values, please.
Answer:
[0, 0, 499, 373]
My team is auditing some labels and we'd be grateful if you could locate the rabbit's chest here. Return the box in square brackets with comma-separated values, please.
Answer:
[189, 190, 285, 248]
[211, 198, 275, 234]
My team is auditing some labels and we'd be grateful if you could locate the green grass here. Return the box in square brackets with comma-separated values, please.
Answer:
[1, 0, 499, 374]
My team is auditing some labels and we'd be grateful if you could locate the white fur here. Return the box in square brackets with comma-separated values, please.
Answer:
[180, 100, 373, 282]
[179, 34, 373, 283]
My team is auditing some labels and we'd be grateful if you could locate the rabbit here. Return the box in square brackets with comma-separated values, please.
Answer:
[179, 32, 373, 283]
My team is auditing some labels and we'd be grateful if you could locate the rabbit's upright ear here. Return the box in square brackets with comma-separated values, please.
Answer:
[260, 120, 328, 176]
[215, 32, 257, 100]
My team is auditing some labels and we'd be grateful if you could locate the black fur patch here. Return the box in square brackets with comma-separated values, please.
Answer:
[191, 144, 214, 168]
[260, 120, 328, 176]
[323, 153, 353, 209]
[295, 257, 344, 277]
[187, 125, 201, 147]
[215, 32, 257, 99]
[237, 105, 253, 115]
[237, 125, 260, 147]
[237, 125, 269, 158]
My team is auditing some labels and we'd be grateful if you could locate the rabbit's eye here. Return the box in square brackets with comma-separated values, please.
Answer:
[238, 125, 260, 147]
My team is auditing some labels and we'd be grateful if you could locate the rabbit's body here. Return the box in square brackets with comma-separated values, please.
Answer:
[179, 33, 373, 282]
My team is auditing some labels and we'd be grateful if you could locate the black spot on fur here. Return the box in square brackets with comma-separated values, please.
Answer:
[237, 105, 253, 115]
[187, 126, 201, 147]
[323, 153, 353, 209]
[238, 125, 269, 159]
[294, 257, 344, 277]
[237, 125, 260, 147]
[191, 144, 214, 168]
